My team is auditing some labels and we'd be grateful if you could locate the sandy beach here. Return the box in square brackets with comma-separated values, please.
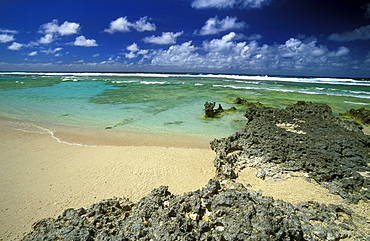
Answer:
[1, 118, 369, 240]
[0, 124, 215, 240]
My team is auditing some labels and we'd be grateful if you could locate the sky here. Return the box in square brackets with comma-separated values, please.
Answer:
[0, 0, 370, 77]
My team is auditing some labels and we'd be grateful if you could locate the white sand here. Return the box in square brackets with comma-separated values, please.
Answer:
[0, 126, 215, 240]
[1, 117, 369, 240]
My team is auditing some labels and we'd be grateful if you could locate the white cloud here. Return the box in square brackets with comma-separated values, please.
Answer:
[8, 42, 23, 50]
[192, 0, 235, 9]
[198, 16, 246, 35]
[151, 41, 201, 67]
[40, 19, 80, 36]
[74, 36, 98, 47]
[0, 34, 15, 43]
[203, 32, 237, 52]
[247, 34, 263, 41]
[148, 33, 354, 74]
[104, 17, 131, 33]
[28, 51, 38, 56]
[58, 21, 80, 35]
[0, 28, 18, 34]
[39, 34, 54, 44]
[124, 43, 149, 59]
[127, 43, 140, 52]
[328, 25, 370, 41]
[191, 0, 270, 9]
[329, 46, 350, 57]
[125, 52, 137, 59]
[93, 53, 100, 57]
[143, 32, 183, 45]
[133, 17, 156, 32]
[38, 19, 80, 44]
[41, 47, 63, 55]
[104, 16, 156, 33]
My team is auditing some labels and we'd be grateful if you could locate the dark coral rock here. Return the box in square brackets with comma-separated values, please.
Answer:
[211, 101, 370, 203]
[204, 102, 224, 118]
[340, 107, 370, 126]
[233, 97, 263, 107]
[22, 180, 367, 240]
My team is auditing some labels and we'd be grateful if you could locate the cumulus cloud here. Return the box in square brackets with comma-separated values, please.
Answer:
[133, 17, 157, 32]
[38, 19, 80, 44]
[74, 36, 98, 47]
[191, 0, 271, 9]
[39, 34, 54, 44]
[28, 51, 38, 56]
[148, 32, 353, 74]
[104, 16, 156, 33]
[198, 16, 247, 35]
[40, 19, 80, 36]
[328, 25, 370, 41]
[151, 41, 200, 67]
[8, 42, 23, 50]
[127, 43, 140, 52]
[124, 43, 149, 59]
[0, 34, 15, 43]
[143, 32, 183, 45]
[203, 32, 237, 52]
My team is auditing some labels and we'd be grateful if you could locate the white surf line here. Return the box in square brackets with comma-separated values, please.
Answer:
[35, 125, 99, 147]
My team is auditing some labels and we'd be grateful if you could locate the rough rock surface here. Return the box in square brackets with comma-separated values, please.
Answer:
[204, 102, 224, 118]
[22, 180, 367, 241]
[340, 107, 370, 126]
[211, 101, 370, 203]
[22, 101, 370, 240]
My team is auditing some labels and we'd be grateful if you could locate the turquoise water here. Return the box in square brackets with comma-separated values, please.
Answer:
[0, 73, 369, 139]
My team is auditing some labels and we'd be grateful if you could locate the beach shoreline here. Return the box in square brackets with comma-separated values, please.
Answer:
[0, 124, 215, 240]
[1, 113, 369, 240]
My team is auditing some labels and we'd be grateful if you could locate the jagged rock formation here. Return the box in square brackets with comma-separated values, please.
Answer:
[22, 101, 370, 240]
[204, 102, 224, 118]
[22, 180, 367, 241]
[211, 101, 370, 203]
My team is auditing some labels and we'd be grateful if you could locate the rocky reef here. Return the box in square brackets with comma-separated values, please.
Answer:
[211, 101, 370, 204]
[22, 101, 370, 240]
[22, 180, 367, 241]
[340, 107, 370, 126]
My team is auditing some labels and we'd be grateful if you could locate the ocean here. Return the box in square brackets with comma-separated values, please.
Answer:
[0, 72, 369, 145]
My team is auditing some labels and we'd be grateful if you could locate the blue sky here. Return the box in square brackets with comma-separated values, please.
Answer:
[1, 0, 370, 77]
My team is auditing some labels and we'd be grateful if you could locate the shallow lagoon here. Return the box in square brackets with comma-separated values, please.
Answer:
[0, 72, 369, 140]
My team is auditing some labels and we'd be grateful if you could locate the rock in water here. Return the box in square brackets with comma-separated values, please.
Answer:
[340, 107, 370, 126]
[210, 101, 370, 203]
[204, 102, 224, 118]
[204, 101, 217, 118]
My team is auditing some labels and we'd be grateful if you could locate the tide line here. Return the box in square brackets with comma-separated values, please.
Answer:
[34, 125, 99, 147]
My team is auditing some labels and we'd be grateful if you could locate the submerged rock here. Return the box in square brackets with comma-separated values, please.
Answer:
[210, 101, 370, 203]
[22, 180, 367, 240]
[233, 97, 263, 107]
[204, 102, 224, 118]
[340, 107, 370, 126]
